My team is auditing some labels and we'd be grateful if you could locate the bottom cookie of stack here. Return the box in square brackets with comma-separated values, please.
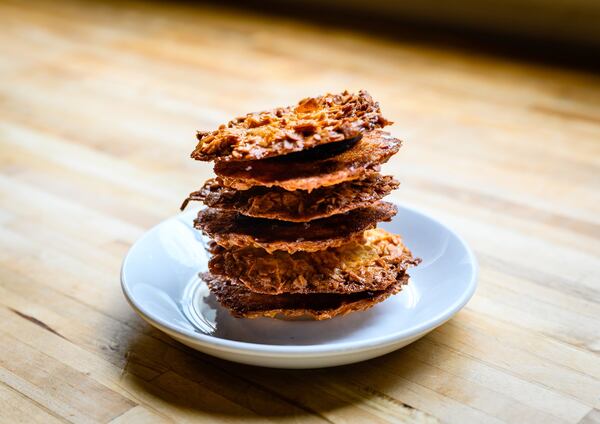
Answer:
[202, 228, 420, 320]
[203, 273, 410, 320]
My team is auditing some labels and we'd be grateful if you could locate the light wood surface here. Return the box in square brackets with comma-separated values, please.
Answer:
[1, 0, 599, 422]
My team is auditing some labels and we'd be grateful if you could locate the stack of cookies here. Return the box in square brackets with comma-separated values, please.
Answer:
[182, 90, 419, 320]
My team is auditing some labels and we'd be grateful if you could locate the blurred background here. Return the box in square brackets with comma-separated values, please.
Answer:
[289, 0, 600, 45]
[225, 0, 600, 63]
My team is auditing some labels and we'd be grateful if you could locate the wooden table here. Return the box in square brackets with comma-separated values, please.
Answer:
[1, 0, 599, 422]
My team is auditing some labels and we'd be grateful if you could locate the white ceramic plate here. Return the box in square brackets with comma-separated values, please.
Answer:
[121, 202, 477, 368]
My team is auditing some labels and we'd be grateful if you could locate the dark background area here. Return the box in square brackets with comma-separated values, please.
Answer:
[196, 0, 600, 71]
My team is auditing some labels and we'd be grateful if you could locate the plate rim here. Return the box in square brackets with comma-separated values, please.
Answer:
[121, 202, 478, 357]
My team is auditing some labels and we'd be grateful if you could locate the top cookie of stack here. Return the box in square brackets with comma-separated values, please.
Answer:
[183, 90, 419, 320]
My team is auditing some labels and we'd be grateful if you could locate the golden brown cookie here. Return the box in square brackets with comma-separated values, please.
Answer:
[203, 272, 410, 320]
[209, 229, 419, 294]
[194, 202, 397, 254]
[191, 90, 390, 162]
[181, 174, 399, 222]
[214, 130, 402, 191]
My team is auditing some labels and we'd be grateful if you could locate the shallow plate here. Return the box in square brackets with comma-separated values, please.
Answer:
[121, 202, 477, 368]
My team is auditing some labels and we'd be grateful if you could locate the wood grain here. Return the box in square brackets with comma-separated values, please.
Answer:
[1, 0, 599, 422]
